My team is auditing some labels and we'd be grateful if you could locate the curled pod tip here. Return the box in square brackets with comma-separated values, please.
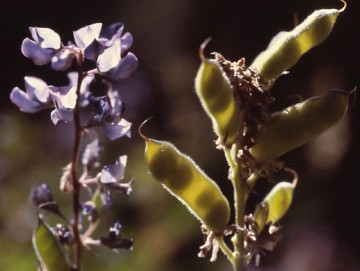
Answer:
[138, 116, 154, 142]
[199, 37, 212, 62]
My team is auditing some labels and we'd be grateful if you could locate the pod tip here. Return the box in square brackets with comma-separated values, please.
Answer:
[199, 37, 212, 62]
[339, 0, 347, 13]
[284, 167, 298, 187]
[138, 116, 153, 141]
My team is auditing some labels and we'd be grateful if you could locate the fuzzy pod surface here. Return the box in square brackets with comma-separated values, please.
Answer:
[251, 2, 346, 81]
[258, 181, 295, 226]
[144, 138, 230, 233]
[195, 41, 243, 145]
[250, 90, 350, 162]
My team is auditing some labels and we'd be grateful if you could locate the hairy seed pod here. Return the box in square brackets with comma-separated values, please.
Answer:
[251, 1, 346, 81]
[142, 135, 230, 233]
[195, 39, 243, 145]
[262, 181, 295, 224]
[250, 90, 350, 162]
[254, 169, 297, 229]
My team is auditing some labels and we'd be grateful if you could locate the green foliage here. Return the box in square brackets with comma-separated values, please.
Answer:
[32, 217, 71, 271]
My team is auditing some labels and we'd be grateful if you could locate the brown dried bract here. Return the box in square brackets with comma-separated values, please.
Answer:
[213, 53, 273, 149]
[243, 215, 282, 266]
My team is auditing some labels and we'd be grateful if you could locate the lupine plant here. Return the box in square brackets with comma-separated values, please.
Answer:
[10, 22, 138, 271]
[142, 2, 351, 271]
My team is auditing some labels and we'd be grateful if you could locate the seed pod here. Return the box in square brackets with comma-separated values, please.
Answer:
[251, 2, 346, 81]
[262, 181, 295, 225]
[250, 90, 350, 162]
[195, 39, 243, 145]
[142, 133, 230, 233]
[254, 169, 297, 230]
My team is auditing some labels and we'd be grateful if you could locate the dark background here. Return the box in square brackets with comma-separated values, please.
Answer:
[0, 1, 360, 270]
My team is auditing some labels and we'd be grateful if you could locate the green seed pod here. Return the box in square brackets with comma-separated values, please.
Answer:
[251, 2, 346, 81]
[250, 90, 350, 162]
[254, 169, 297, 229]
[195, 39, 243, 145]
[262, 181, 295, 224]
[142, 133, 230, 233]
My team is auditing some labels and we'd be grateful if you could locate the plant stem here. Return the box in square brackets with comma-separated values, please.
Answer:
[225, 146, 248, 271]
[70, 51, 85, 271]
[214, 235, 234, 264]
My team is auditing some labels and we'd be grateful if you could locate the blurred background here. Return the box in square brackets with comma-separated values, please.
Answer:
[0, 0, 360, 270]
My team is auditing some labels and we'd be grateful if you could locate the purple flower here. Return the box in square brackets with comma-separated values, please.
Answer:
[21, 27, 61, 65]
[102, 118, 131, 140]
[100, 155, 127, 183]
[100, 156, 133, 196]
[88, 86, 131, 140]
[31, 184, 54, 207]
[10, 76, 79, 125]
[31, 184, 65, 218]
[10, 76, 51, 113]
[97, 41, 138, 80]
[66, 72, 94, 107]
[73, 22, 138, 80]
[51, 44, 77, 71]
[48, 85, 77, 124]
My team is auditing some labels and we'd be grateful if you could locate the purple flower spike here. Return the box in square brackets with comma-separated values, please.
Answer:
[10, 76, 51, 113]
[21, 27, 61, 65]
[48, 86, 77, 124]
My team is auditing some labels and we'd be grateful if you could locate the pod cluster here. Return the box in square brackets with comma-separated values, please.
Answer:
[144, 137, 230, 233]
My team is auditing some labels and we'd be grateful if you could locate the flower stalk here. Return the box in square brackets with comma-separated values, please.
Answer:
[226, 144, 247, 271]
[70, 51, 85, 270]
